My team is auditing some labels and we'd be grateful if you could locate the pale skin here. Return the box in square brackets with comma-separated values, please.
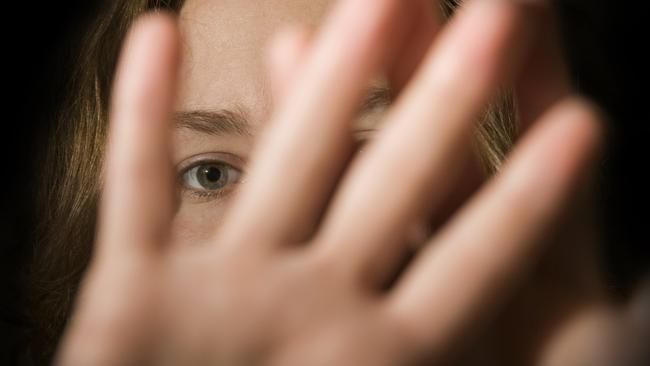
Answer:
[57, 0, 649, 365]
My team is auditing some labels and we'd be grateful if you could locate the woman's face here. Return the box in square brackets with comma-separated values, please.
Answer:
[172, 0, 388, 245]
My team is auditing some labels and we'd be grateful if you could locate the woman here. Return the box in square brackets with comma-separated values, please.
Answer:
[28, 0, 649, 364]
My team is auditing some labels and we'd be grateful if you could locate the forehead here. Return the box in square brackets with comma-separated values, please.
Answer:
[177, 0, 332, 121]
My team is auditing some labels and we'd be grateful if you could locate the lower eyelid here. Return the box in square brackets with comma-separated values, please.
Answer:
[182, 186, 234, 203]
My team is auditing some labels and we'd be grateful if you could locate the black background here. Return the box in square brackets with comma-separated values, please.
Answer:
[1, 0, 648, 363]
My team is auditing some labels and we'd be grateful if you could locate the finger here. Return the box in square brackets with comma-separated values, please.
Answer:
[317, 0, 542, 287]
[220, 0, 417, 247]
[625, 276, 650, 365]
[537, 305, 641, 366]
[386, 97, 604, 362]
[629, 276, 650, 336]
[394, 0, 480, 254]
[268, 25, 312, 104]
[98, 14, 180, 258]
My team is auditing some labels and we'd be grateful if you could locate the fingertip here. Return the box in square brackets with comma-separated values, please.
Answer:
[127, 11, 180, 52]
[267, 25, 311, 101]
[493, 96, 606, 216]
[551, 96, 607, 164]
[268, 25, 310, 62]
[115, 12, 180, 105]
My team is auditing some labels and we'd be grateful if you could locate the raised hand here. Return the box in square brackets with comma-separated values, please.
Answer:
[56, 0, 646, 365]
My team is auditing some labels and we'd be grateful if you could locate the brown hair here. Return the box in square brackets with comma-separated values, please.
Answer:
[26, 0, 515, 362]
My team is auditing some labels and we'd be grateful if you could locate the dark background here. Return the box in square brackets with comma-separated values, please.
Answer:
[1, 0, 648, 363]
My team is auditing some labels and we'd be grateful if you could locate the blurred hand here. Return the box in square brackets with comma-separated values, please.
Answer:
[56, 0, 648, 365]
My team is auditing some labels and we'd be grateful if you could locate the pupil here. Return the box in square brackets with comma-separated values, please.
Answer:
[205, 166, 222, 182]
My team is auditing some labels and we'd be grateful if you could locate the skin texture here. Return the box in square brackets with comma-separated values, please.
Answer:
[56, 0, 649, 365]
[171, 0, 337, 247]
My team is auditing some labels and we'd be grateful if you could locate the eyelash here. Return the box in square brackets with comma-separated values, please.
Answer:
[186, 187, 230, 200]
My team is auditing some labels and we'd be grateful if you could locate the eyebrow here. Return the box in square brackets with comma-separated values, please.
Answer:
[174, 86, 392, 137]
[174, 106, 253, 137]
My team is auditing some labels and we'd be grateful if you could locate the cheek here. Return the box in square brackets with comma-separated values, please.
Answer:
[169, 201, 231, 247]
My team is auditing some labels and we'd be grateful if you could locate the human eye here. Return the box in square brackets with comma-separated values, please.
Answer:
[178, 153, 244, 202]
